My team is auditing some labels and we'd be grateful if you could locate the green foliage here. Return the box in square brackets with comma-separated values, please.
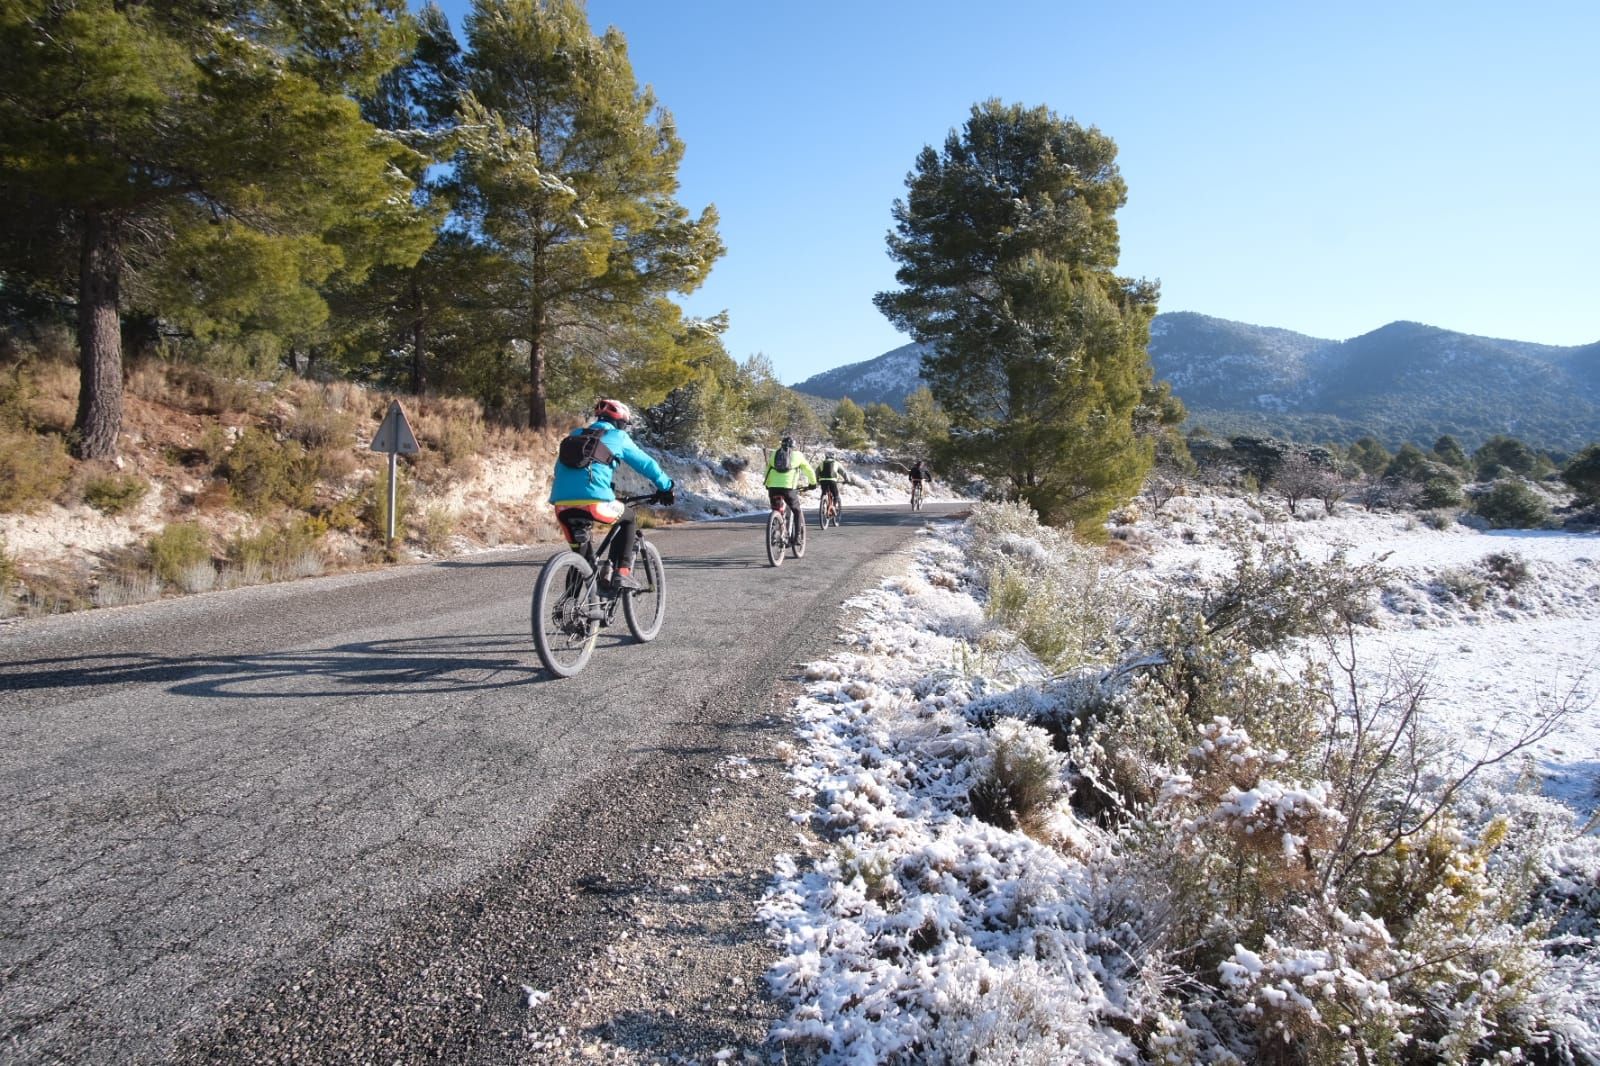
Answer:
[876, 101, 1158, 533]
[0, 428, 72, 512]
[0, 0, 424, 456]
[967, 719, 1065, 837]
[1384, 441, 1459, 486]
[830, 397, 869, 449]
[969, 502, 1133, 673]
[147, 523, 213, 585]
[0, 360, 39, 431]
[226, 518, 327, 580]
[901, 385, 951, 459]
[1473, 479, 1551, 529]
[0, 537, 17, 607]
[1431, 433, 1471, 472]
[1346, 435, 1391, 477]
[450, 0, 723, 426]
[83, 472, 148, 515]
[1473, 434, 1542, 480]
[861, 402, 902, 449]
[1418, 475, 1464, 509]
[362, 467, 414, 541]
[219, 429, 315, 513]
[1560, 443, 1600, 503]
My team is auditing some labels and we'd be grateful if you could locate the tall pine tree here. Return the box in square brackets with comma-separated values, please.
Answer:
[452, 0, 722, 428]
[0, 0, 420, 457]
[876, 100, 1161, 532]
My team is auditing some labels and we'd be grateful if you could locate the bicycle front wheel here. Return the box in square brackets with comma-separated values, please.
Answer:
[532, 551, 600, 677]
[790, 507, 807, 559]
[622, 540, 666, 642]
[766, 510, 787, 566]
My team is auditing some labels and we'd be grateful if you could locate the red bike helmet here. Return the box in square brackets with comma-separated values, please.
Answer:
[594, 398, 632, 427]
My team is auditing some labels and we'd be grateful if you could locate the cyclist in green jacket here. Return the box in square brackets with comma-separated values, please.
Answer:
[815, 452, 850, 516]
[763, 436, 816, 521]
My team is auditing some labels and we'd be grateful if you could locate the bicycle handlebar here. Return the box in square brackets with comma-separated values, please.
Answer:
[617, 492, 664, 505]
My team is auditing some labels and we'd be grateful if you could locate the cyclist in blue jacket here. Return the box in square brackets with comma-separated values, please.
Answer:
[549, 399, 674, 590]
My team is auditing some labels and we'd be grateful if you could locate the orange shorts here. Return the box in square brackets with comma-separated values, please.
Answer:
[552, 499, 626, 545]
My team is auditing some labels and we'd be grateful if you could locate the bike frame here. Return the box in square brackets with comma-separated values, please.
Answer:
[572, 491, 657, 576]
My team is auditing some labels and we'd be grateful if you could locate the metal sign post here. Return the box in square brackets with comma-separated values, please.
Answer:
[368, 400, 420, 549]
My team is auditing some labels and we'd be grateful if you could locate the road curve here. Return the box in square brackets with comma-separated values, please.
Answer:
[0, 502, 963, 1064]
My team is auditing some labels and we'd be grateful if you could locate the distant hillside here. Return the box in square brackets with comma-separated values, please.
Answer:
[791, 343, 929, 410]
[795, 313, 1600, 451]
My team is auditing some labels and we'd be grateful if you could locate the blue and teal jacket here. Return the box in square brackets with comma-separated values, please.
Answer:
[548, 419, 673, 503]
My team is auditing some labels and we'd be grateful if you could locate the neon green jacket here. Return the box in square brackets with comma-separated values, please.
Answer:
[763, 447, 816, 490]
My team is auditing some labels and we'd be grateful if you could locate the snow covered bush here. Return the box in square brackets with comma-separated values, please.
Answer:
[968, 718, 1067, 837]
[966, 501, 1135, 673]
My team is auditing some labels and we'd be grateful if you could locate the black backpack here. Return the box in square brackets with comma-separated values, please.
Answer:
[772, 444, 792, 472]
[818, 458, 837, 480]
[558, 426, 615, 470]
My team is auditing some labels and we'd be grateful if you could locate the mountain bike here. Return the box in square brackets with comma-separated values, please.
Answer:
[817, 486, 842, 529]
[910, 480, 925, 511]
[531, 493, 666, 678]
[766, 489, 812, 566]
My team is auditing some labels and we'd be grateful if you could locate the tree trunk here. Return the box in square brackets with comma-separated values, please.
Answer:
[528, 317, 548, 430]
[73, 210, 124, 461]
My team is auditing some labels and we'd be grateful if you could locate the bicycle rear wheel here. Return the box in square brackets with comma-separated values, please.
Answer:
[766, 510, 786, 566]
[621, 540, 666, 642]
[790, 507, 807, 558]
[532, 551, 600, 677]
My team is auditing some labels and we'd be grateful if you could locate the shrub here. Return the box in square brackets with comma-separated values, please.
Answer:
[93, 570, 163, 608]
[0, 428, 72, 512]
[1473, 479, 1550, 529]
[420, 505, 457, 554]
[220, 428, 314, 514]
[1561, 443, 1600, 504]
[1418, 475, 1463, 509]
[148, 523, 213, 586]
[1481, 550, 1531, 590]
[968, 718, 1066, 836]
[1420, 509, 1453, 530]
[0, 538, 17, 615]
[226, 519, 326, 583]
[84, 473, 149, 515]
[969, 502, 1132, 673]
[1437, 567, 1488, 608]
[362, 468, 413, 543]
[285, 389, 359, 450]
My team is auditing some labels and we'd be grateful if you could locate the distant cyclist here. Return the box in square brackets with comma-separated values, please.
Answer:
[764, 435, 816, 521]
[549, 399, 674, 590]
[815, 452, 850, 516]
[909, 459, 931, 499]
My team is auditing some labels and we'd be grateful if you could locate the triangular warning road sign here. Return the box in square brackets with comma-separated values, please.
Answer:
[370, 400, 420, 455]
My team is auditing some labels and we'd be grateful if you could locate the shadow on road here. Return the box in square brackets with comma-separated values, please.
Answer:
[0, 633, 561, 698]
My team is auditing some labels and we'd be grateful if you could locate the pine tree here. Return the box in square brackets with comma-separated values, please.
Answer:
[875, 100, 1160, 531]
[830, 398, 869, 450]
[320, 1, 469, 394]
[901, 386, 951, 459]
[0, 0, 420, 458]
[1347, 436, 1392, 478]
[1431, 434, 1470, 474]
[452, 0, 723, 428]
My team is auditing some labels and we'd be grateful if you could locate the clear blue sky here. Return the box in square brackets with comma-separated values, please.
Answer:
[428, 0, 1600, 384]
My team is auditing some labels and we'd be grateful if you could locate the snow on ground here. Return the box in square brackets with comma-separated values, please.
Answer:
[1120, 493, 1600, 814]
[763, 491, 1600, 1063]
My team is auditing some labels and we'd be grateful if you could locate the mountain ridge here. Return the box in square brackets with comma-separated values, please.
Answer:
[792, 313, 1600, 450]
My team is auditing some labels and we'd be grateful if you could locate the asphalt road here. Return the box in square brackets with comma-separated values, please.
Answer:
[0, 501, 962, 1064]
